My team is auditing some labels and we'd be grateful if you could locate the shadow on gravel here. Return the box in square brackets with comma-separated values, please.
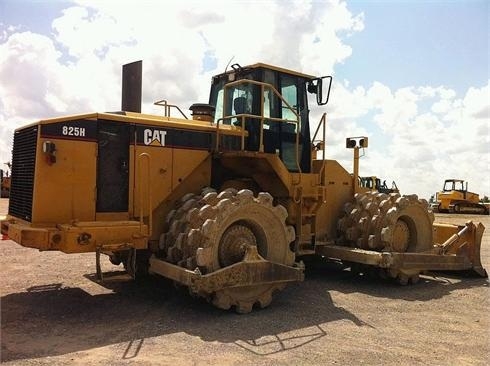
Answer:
[1, 262, 487, 361]
[1, 267, 365, 361]
[305, 259, 489, 301]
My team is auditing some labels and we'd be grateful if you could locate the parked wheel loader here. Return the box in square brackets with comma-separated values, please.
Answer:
[1, 61, 487, 313]
[431, 179, 489, 215]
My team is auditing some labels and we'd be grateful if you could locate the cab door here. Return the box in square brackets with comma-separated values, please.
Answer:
[264, 73, 310, 172]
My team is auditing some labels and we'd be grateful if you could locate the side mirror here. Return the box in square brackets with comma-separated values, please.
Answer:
[308, 76, 333, 105]
[317, 76, 332, 105]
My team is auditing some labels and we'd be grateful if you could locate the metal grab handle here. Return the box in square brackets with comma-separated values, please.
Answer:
[311, 113, 327, 182]
[154, 99, 188, 119]
[138, 152, 152, 235]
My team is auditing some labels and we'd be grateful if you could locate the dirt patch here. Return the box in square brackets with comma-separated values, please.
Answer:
[1, 198, 489, 365]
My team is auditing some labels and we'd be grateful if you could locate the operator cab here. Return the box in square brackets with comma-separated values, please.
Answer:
[209, 63, 331, 172]
[443, 179, 467, 192]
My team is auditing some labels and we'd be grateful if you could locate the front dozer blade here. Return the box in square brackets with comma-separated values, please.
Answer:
[316, 221, 487, 278]
[432, 221, 487, 277]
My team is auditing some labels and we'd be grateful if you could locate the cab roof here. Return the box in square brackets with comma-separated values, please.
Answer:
[214, 62, 317, 80]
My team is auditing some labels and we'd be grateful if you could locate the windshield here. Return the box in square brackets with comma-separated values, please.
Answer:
[444, 180, 464, 191]
[209, 73, 305, 124]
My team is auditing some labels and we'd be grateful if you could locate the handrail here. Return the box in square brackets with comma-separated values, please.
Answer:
[214, 79, 302, 174]
[311, 113, 327, 183]
[138, 152, 152, 236]
[154, 99, 189, 119]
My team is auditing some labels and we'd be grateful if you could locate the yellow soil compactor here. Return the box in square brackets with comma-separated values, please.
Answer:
[1, 61, 486, 313]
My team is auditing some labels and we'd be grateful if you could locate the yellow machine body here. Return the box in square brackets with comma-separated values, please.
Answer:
[1, 62, 486, 313]
[1, 112, 245, 253]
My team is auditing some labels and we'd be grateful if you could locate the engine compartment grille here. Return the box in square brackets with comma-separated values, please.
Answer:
[8, 126, 38, 221]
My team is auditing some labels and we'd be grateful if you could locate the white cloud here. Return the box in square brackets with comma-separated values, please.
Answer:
[0, 0, 364, 136]
[0, 32, 59, 113]
[52, 6, 136, 59]
[463, 83, 490, 119]
[337, 80, 490, 199]
[0, 0, 488, 201]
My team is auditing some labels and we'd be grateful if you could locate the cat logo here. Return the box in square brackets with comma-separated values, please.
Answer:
[143, 129, 167, 146]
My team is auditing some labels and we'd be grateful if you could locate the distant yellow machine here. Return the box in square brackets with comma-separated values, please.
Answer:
[359, 176, 399, 194]
[432, 179, 488, 215]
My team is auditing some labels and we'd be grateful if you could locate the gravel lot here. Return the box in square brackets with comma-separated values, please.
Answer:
[1, 197, 489, 365]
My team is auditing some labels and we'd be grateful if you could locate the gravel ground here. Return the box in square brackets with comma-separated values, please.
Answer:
[1, 198, 489, 365]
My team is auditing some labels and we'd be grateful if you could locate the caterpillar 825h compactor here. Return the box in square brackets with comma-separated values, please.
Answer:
[1, 61, 487, 313]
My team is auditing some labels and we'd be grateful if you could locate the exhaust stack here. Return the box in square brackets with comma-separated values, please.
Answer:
[121, 60, 142, 113]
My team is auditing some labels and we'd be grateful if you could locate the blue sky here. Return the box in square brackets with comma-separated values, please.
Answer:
[336, 0, 489, 94]
[0, 0, 488, 198]
[1, 0, 68, 32]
